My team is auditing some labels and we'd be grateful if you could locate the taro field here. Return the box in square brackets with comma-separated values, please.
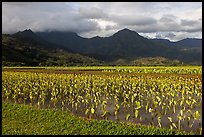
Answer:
[2, 66, 202, 134]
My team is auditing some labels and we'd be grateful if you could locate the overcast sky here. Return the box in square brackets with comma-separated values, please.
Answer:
[2, 2, 202, 41]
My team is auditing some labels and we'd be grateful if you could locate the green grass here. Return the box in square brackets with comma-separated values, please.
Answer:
[2, 102, 194, 135]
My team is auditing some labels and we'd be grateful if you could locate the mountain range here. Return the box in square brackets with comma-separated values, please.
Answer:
[2, 28, 202, 66]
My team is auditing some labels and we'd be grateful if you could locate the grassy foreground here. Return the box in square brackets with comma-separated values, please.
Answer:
[2, 102, 193, 135]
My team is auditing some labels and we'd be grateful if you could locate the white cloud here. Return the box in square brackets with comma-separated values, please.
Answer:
[77, 7, 107, 19]
[2, 2, 202, 41]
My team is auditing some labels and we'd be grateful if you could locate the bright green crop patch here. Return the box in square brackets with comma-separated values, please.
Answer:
[3, 66, 202, 74]
[2, 102, 193, 135]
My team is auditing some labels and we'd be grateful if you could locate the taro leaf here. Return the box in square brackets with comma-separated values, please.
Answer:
[85, 108, 89, 115]
[145, 104, 148, 111]
[102, 100, 107, 105]
[156, 96, 161, 102]
[149, 108, 153, 113]
[178, 116, 182, 120]
[168, 117, 173, 123]
[187, 109, 192, 116]
[115, 104, 120, 110]
[101, 111, 107, 117]
[170, 125, 173, 130]
[131, 96, 134, 103]
[180, 110, 183, 116]
[194, 111, 200, 120]
[173, 106, 176, 113]
[91, 107, 95, 114]
[180, 101, 183, 106]
[135, 109, 139, 118]
[172, 123, 177, 129]
[157, 116, 162, 127]
[102, 111, 111, 117]
[136, 101, 141, 108]
[114, 111, 118, 116]
[126, 113, 131, 121]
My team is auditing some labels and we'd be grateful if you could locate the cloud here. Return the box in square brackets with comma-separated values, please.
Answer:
[2, 2, 100, 34]
[2, 2, 202, 41]
[155, 33, 162, 39]
[179, 18, 202, 33]
[2, 2, 34, 7]
[159, 14, 178, 23]
[181, 19, 199, 26]
[111, 15, 157, 26]
[172, 31, 202, 41]
[76, 7, 107, 20]
[155, 32, 176, 39]
[141, 31, 201, 42]
[134, 14, 202, 34]
[164, 32, 176, 39]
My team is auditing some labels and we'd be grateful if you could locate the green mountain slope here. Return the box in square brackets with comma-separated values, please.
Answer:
[2, 28, 202, 66]
[37, 28, 202, 65]
[2, 34, 103, 66]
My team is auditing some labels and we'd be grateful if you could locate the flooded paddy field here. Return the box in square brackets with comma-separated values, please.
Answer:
[2, 66, 202, 134]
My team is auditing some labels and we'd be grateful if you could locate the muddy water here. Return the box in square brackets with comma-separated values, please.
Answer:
[90, 97, 201, 134]
[4, 94, 201, 134]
